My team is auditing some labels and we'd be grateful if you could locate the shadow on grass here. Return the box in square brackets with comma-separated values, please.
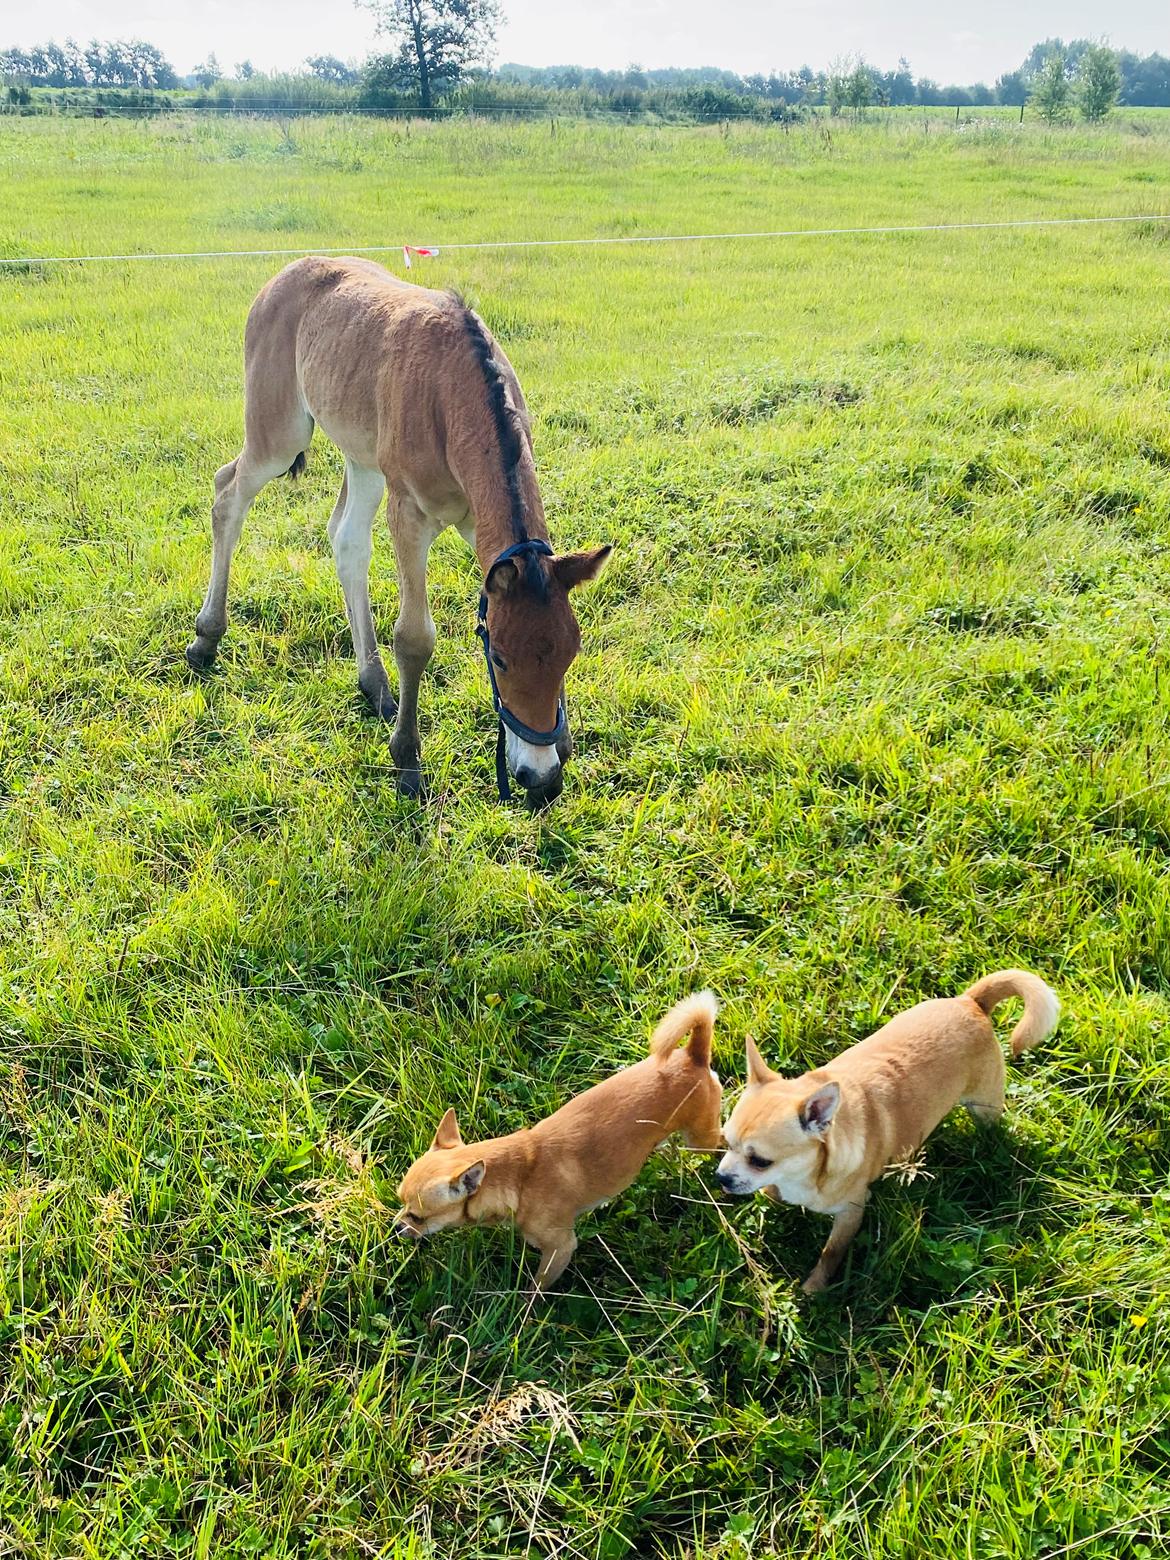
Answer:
[742, 1115, 1060, 1316]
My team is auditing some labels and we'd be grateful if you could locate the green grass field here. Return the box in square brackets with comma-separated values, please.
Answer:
[1, 112, 1169, 1558]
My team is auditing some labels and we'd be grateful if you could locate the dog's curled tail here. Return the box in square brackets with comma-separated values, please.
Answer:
[650, 991, 718, 1067]
[964, 969, 1060, 1056]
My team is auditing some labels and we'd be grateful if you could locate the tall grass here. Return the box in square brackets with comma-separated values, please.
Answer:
[0, 113, 1168, 1558]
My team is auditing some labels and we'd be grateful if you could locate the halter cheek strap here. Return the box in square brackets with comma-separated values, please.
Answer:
[476, 538, 567, 801]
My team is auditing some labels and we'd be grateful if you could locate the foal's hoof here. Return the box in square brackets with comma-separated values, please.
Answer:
[395, 766, 423, 799]
[185, 639, 218, 673]
[359, 669, 397, 721]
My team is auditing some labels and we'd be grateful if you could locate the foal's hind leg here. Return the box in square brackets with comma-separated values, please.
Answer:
[186, 446, 297, 671]
[329, 461, 394, 718]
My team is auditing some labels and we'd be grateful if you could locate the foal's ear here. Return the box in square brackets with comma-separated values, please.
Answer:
[552, 545, 613, 590]
[485, 559, 520, 597]
[431, 1108, 463, 1150]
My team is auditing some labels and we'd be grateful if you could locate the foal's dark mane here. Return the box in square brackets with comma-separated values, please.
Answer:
[451, 296, 547, 597]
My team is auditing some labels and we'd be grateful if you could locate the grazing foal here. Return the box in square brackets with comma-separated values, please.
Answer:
[186, 256, 611, 805]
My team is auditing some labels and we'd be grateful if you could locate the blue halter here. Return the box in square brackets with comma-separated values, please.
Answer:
[476, 538, 567, 801]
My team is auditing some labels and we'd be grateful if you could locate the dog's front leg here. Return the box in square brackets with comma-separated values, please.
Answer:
[531, 1228, 578, 1295]
[802, 1201, 866, 1294]
[683, 1121, 724, 1151]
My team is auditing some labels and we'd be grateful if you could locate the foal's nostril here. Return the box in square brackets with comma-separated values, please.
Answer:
[516, 762, 562, 789]
[523, 769, 564, 810]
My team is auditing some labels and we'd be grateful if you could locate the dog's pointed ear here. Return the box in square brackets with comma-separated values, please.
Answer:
[745, 1036, 778, 1088]
[551, 545, 612, 591]
[431, 1108, 462, 1150]
[485, 558, 520, 597]
[451, 1160, 485, 1197]
[799, 1081, 840, 1136]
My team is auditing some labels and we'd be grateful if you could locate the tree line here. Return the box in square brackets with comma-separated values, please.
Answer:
[0, 38, 177, 89]
[2, 22, 1166, 118]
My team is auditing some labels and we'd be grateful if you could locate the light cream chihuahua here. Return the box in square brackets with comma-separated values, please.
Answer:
[718, 970, 1059, 1293]
[395, 992, 722, 1293]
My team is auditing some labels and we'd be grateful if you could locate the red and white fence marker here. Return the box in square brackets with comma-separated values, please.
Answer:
[403, 245, 441, 268]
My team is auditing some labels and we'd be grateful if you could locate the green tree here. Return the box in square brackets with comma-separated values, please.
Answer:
[358, 50, 416, 108]
[306, 54, 358, 85]
[844, 58, 873, 115]
[825, 56, 848, 114]
[995, 69, 1028, 105]
[192, 53, 222, 88]
[886, 57, 916, 105]
[354, 0, 500, 109]
[1076, 43, 1121, 120]
[1030, 49, 1071, 122]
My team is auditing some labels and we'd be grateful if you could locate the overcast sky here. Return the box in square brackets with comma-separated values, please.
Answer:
[6, 0, 1166, 83]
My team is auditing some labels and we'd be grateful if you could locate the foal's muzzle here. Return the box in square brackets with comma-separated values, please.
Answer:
[517, 764, 564, 810]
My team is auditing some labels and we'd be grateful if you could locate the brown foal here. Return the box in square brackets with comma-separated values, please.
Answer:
[186, 255, 610, 804]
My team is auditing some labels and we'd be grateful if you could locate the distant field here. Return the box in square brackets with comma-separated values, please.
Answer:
[1, 114, 1168, 1558]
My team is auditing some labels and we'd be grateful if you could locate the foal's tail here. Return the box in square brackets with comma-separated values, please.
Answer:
[964, 969, 1061, 1056]
[650, 991, 718, 1067]
[286, 451, 308, 479]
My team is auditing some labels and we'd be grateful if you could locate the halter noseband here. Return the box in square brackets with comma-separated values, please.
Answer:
[476, 538, 567, 801]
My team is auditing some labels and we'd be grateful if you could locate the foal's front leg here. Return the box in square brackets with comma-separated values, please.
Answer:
[187, 449, 286, 670]
[388, 495, 439, 796]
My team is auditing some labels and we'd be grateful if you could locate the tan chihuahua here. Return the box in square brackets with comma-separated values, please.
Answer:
[395, 992, 722, 1292]
[717, 970, 1060, 1293]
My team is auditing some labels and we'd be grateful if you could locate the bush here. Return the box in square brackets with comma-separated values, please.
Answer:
[190, 73, 359, 113]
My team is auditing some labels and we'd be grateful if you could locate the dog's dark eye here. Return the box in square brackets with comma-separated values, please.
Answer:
[747, 1151, 773, 1171]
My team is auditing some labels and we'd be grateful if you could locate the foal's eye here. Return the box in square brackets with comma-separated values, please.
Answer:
[490, 652, 507, 671]
[746, 1151, 773, 1171]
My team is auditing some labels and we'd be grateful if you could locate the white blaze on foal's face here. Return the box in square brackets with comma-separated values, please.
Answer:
[505, 728, 562, 786]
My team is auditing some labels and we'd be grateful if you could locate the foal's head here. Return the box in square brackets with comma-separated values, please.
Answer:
[482, 543, 611, 806]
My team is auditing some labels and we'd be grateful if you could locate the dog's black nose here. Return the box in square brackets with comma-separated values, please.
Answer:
[394, 1219, 420, 1240]
[716, 1170, 735, 1189]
